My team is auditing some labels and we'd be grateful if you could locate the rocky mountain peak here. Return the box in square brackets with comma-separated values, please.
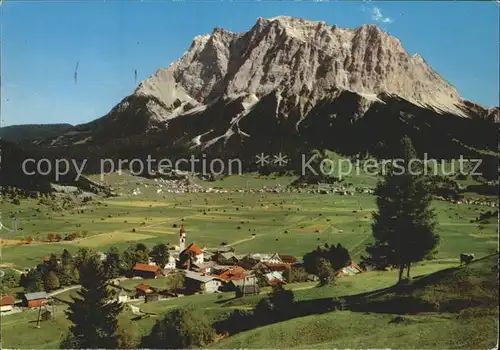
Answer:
[132, 16, 463, 115]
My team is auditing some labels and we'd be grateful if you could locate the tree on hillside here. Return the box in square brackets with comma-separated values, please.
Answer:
[303, 243, 351, 282]
[44, 270, 60, 292]
[121, 246, 137, 271]
[61, 249, 73, 268]
[315, 257, 335, 285]
[368, 136, 439, 282]
[134, 243, 150, 264]
[73, 248, 97, 272]
[47, 253, 59, 272]
[140, 307, 216, 349]
[167, 271, 186, 293]
[21, 268, 44, 292]
[121, 244, 149, 270]
[1, 268, 21, 289]
[328, 243, 351, 270]
[62, 256, 123, 349]
[104, 246, 121, 279]
[150, 244, 170, 268]
[59, 249, 75, 286]
[269, 283, 295, 320]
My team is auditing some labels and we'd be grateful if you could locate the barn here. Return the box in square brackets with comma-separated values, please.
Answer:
[22, 292, 49, 308]
[132, 263, 162, 279]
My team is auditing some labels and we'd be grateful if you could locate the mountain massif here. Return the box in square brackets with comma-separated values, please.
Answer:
[6, 17, 500, 176]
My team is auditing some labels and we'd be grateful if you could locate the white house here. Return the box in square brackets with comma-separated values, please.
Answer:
[164, 255, 176, 270]
[185, 271, 222, 293]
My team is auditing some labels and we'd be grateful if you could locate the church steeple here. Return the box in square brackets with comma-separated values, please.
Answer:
[179, 224, 186, 251]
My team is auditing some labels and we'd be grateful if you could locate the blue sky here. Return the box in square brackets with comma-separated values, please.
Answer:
[1, 0, 499, 127]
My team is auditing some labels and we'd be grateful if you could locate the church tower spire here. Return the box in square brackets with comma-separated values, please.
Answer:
[179, 224, 186, 251]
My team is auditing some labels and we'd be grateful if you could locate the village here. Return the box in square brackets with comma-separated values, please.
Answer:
[0, 224, 363, 316]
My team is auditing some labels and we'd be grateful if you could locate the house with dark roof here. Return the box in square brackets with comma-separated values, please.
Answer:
[22, 292, 49, 308]
[212, 251, 239, 265]
[132, 263, 162, 279]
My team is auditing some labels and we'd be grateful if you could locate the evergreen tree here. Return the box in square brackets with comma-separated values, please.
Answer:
[134, 243, 150, 264]
[59, 249, 74, 286]
[61, 249, 73, 268]
[328, 243, 351, 270]
[369, 136, 439, 282]
[73, 248, 97, 272]
[21, 268, 44, 292]
[62, 256, 123, 349]
[150, 243, 170, 268]
[316, 257, 335, 285]
[44, 270, 60, 292]
[104, 246, 121, 279]
[141, 307, 215, 349]
[121, 245, 137, 270]
[47, 253, 59, 272]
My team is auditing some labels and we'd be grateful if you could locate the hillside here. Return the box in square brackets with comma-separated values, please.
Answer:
[213, 254, 499, 349]
[0, 123, 72, 145]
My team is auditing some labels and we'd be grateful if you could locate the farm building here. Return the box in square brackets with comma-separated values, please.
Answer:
[135, 284, 154, 298]
[265, 271, 285, 284]
[212, 252, 239, 265]
[235, 282, 260, 297]
[22, 292, 49, 308]
[185, 271, 222, 293]
[145, 293, 160, 303]
[0, 295, 15, 312]
[336, 262, 363, 277]
[132, 263, 162, 279]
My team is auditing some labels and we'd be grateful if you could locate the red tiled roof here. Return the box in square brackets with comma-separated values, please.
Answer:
[0, 295, 15, 306]
[214, 266, 247, 281]
[181, 243, 202, 256]
[132, 263, 160, 273]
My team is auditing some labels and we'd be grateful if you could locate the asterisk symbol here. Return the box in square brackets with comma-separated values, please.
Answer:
[273, 153, 289, 166]
[255, 153, 270, 166]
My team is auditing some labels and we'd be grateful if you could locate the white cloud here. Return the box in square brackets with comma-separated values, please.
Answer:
[371, 7, 393, 24]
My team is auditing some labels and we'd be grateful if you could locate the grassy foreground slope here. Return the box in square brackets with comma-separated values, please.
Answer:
[213, 254, 499, 349]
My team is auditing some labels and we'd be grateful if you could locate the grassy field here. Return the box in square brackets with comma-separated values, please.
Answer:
[1, 173, 497, 269]
[214, 254, 499, 349]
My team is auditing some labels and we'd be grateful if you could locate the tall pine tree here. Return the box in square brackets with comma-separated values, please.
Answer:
[62, 256, 123, 349]
[369, 136, 439, 282]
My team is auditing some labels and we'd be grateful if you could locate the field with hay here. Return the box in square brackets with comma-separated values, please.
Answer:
[0, 173, 497, 269]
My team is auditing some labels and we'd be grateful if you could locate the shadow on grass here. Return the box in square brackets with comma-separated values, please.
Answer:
[214, 255, 499, 337]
